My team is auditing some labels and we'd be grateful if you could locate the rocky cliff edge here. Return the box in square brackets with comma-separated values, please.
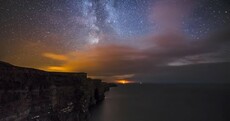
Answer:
[0, 61, 116, 121]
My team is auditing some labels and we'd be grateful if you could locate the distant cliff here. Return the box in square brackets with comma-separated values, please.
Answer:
[0, 61, 116, 121]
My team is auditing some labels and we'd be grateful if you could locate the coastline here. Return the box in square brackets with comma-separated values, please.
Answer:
[0, 61, 116, 121]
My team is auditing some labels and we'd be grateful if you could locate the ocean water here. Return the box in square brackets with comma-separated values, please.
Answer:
[89, 84, 229, 121]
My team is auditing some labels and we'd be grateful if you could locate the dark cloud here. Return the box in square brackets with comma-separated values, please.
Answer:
[133, 62, 230, 83]
[40, 26, 230, 82]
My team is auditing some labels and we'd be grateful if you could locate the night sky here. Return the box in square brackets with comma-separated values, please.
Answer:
[0, 0, 230, 82]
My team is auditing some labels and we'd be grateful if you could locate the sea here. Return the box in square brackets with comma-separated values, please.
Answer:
[89, 83, 229, 121]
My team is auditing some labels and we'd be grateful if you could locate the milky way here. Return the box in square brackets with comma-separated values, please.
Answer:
[1, 0, 229, 47]
[0, 0, 230, 82]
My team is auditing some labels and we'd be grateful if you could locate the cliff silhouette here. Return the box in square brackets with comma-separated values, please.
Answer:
[0, 61, 116, 121]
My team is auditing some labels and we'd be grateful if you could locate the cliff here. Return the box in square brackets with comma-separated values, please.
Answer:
[0, 61, 116, 121]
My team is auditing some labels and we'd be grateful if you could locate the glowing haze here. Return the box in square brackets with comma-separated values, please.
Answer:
[0, 0, 229, 82]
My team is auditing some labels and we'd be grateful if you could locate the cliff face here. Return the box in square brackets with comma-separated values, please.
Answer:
[0, 61, 115, 121]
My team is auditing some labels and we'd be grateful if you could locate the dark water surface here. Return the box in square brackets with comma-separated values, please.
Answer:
[89, 84, 230, 121]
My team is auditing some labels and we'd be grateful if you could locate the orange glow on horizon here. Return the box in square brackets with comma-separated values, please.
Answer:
[116, 79, 132, 84]
[41, 66, 71, 72]
[43, 53, 68, 61]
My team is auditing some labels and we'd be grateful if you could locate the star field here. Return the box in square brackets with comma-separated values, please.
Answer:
[1, 0, 229, 46]
[0, 0, 230, 82]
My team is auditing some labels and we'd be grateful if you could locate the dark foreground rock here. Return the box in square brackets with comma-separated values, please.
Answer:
[0, 61, 116, 121]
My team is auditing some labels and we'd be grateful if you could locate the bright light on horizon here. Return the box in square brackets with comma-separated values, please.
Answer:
[116, 79, 134, 84]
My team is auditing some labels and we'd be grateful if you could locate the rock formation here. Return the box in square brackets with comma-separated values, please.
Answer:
[0, 61, 116, 121]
